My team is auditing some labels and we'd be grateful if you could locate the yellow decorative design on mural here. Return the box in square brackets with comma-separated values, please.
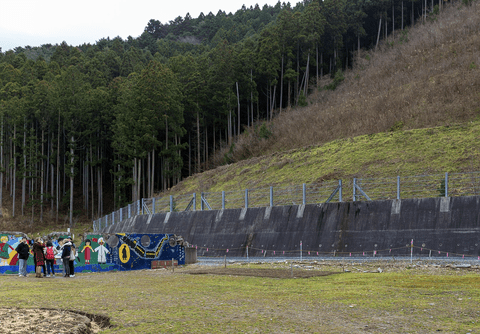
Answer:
[119, 244, 130, 263]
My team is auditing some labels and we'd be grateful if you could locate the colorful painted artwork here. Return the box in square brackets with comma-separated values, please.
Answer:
[0, 234, 23, 267]
[0, 233, 185, 275]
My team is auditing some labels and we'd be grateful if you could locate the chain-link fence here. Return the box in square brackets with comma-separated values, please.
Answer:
[93, 171, 480, 231]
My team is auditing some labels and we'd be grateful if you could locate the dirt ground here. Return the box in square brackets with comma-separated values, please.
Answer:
[0, 308, 109, 334]
[184, 267, 340, 278]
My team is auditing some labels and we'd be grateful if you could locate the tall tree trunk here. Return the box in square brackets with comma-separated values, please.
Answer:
[213, 124, 216, 159]
[320, 53, 323, 77]
[296, 40, 300, 104]
[280, 54, 285, 111]
[90, 145, 94, 218]
[188, 132, 191, 176]
[50, 135, 54, 217]
[151, 147, 155, 197]
[40, 129, 44, 222]
[287, 79, 291, 109]
[22, 122, 26, 216]
[424, 0, 427, 22]
[69, 135, 74, 228]
[304, 53, 310, 96]
[392, 1, 395, 38]
[228, 109, 232, 145]
[56, 112, 60, 222]
[12, 125, 16, 217]
[197, 107, 201, 171]
[147, 151, 151, 198]
[250, 69, 254, 124]
[376, 17, 382, 50]
[137, 158, 141, 202]
[316, 46, 319, 89]
[270, 84, 276, 121]
[412, 0, 415, 26]
[204, 129, 208, 170]
[98, 148, 102, 215]
[236, 82, 240, 135]
[132, 157, 136, 202]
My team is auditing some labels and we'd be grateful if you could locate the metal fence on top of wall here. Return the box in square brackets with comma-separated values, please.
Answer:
[93, 171, 480, 232]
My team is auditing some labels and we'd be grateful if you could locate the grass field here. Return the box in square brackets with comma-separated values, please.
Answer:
[1, 261, 479, 333]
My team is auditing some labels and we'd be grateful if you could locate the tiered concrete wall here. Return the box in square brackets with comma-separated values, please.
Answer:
[101, 196, 480, 257]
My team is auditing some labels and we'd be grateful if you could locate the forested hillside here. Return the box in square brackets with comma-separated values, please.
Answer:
[0, 0, 475, 227]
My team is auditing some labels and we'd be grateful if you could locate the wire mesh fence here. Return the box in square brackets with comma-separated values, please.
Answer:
[93, 171, 480, 231]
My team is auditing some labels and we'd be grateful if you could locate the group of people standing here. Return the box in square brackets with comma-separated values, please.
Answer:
[15, 236, 77, 278]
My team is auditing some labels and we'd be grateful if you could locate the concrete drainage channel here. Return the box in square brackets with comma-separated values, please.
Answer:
[0, 308, 112, 334]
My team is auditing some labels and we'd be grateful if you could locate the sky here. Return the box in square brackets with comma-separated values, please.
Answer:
[0, 0, 302, 52]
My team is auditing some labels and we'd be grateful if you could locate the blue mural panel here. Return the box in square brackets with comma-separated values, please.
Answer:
[0, 233, 185, 275]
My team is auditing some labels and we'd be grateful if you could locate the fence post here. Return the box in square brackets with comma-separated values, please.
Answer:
[302, 183, 306, 205]
[270, 186, 273, 207]
[397, 176, 401, 200]
[170, 195, 173, 212]
[245, 189, 249, 208]
[112, 212, 115, 224]
[120, 209, 122, 222]
[152, 198, 156, 214]
[353, 178, 357, 202]
[193, 193, 196, 211]
[445, 172, 448, 197]
[339, 180, 343, 202]
[300, 241, 302, 261]
[128, 204, 131, 218]
[141, 198, 144, 214]
[137, 200, 140, 215]
[201, 192, 204, 211]
[222, 191, 225, 210]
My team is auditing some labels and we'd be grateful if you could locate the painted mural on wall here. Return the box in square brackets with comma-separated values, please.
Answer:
[0, 234, 23, 269]
[0, 233, 185, 275]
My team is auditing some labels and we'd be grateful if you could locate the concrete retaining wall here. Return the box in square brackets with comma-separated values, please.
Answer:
[101, 196, 480, 258]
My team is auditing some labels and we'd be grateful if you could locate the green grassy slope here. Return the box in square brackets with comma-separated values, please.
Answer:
[171, 122, 480, 195]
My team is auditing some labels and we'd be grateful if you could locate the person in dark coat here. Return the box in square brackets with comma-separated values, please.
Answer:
[15, 237, 30, 277]
[32, 238, 45, 278]
[61, 238, 72, 277]
[69, 240, 76, 278]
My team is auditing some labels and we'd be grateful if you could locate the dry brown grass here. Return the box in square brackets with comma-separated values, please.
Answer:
[213, 2, 480, 166]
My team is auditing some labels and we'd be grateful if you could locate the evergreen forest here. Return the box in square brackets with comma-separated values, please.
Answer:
[0, 0, 462, 226]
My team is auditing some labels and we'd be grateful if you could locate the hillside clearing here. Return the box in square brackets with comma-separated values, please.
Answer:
[171, 122, 480, 195]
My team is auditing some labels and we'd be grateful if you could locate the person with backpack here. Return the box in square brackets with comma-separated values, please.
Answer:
[61, 238, 72, 277]
[44, 241, 58, 277]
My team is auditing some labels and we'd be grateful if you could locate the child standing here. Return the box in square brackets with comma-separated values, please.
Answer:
[44, 241, 57, 277]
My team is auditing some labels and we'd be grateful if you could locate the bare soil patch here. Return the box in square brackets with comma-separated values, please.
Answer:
[0, 308, 110, 334]
[184, 267, 340, 278]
